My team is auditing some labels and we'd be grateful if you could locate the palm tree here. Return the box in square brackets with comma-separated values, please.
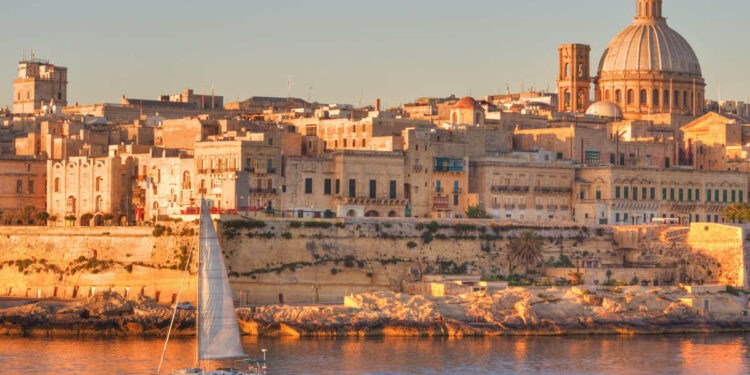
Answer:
[508, 231, 545, 274]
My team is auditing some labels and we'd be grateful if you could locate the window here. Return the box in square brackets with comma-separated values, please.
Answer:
[652, 89, 659, 106]
[620, 153, 625, 166]
[627, 90, 634, 104]
[615, 90, 622, 103]
[715, 190, 720, 202]
[304, 178, 313, 194]
[662, 188, 667, 200]
[740, 191, 744, 203]
[632, 187, 638, 201]
[609, 153, 616, 164]
[732, 190, 736, 202]
[369, 180, 376, 199]
[324, 179, 332, 195]
[28, 180, 34, 194]
[557, 152, 563, 160]
[54, 177, 60, 193]
[623, 186, 629, 200]
[615, 213, 621, 223]
[585, 150, 600, 165]
[16, 179, 22, 194]
[642, 187, 647, 200]
[687, 189, 692, 201]
[665, 157, 670, 169]
[670, 188, 675, 201]
[349, 179, 356, 198]
[389, 180, 396, 199]
[696, 189, 700, 202]
[453, 194, 459, 206]
[650, 187, 655, 200]
[95, 177, 102, 192]
[707, 189, 712, 202]
[723, 190, 728, 203]
[436, 180, 442, 193]
[335, 179, 340, 194]
[596, 186, 601, 200]
[664, 90, 669, 107]
[678, 188, 684, 202]
[615, 186, 621, 199]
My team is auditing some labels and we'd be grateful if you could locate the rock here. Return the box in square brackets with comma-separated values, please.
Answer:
[82, 291, 134, 317]
[583, 294, 604, 306]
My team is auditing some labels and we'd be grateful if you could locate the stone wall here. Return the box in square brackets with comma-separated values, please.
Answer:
[1, 220, 747, 306]
[686, 223, 748, 288]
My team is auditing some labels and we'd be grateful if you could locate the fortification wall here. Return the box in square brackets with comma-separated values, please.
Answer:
[0, 220, 746, 305]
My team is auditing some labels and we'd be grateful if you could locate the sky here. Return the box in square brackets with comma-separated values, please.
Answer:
[1, 0, 748, 108]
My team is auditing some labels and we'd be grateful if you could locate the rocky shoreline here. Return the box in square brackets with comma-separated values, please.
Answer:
[3, 287, 750, 338]
[0, 292, 194, 337]
[236, 287, 750, 337]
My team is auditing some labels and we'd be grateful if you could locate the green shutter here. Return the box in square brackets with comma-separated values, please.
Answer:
[615, 186, 620, 199]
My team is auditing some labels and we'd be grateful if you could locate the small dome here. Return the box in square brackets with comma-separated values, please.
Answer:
[453, 96, 478, 109]
[586, 101, 623, 118]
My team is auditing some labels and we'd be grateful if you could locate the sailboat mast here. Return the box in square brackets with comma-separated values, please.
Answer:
[196, 216, 202, 369]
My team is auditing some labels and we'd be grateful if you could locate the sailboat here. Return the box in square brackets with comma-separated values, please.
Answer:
[159, 199, 267, 374]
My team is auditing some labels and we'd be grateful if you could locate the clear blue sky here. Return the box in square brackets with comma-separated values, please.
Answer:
[1, 0, 747, 108]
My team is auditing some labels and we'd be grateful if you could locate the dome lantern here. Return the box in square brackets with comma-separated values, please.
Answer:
[636, 0, 663, 20]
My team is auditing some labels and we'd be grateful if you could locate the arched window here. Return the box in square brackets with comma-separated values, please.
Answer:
[452, 112, 457, 123]
[564, 63, 570, 78]
[615, 90, 622, 103]
[66, 196, 76, 214]
[653, 89, 659, 106]
[95, 196, 103, 212]
[627, 90, 634, 105]
[54, 177, 60, 193]
[640, 89, 648, 105]
[674, 90, 680, 108]
[564, 89, 571, 109]
[95, 176, 102, 192]
[605, 90, 611, 101]
[182, 171, 191, 189]
[576, 89, 585, 110]
[683, 91, 688, 108]
[362, 139, 366, 147]
[664, 90, 670, 107]
[475, 113, 481, 125]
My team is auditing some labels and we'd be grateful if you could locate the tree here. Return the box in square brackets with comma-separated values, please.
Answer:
[15, 205, 39, 225]
[724, 202, 750, 222]
[34, 211, 50, 225]
[466, 205, 491, 219]
[605, 269, 613, 283]
[508, 231, 545, 274]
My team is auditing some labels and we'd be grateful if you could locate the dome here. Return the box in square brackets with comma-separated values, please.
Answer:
[586, 101, 623, 118]
[453, 96, 478, 109]
[598, 19, 702, 77]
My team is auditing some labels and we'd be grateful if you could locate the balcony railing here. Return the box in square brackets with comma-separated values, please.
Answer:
[535, 186, 573, 194]
[249, 188, 277, 195]
[433, 196, 450, 210]
[504, 204, 515, 209]
[491, 185, 530, 193]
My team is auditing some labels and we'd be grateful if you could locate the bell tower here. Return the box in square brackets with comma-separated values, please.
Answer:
[557, 44, 591, 113]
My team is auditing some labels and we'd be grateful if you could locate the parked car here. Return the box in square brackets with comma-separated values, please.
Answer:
[171, 301, 194, 310]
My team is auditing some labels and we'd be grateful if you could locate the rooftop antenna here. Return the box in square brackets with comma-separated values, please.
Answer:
[287, 74, 292, 99]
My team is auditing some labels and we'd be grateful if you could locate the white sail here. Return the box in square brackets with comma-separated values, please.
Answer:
[198, 200, 246, 361]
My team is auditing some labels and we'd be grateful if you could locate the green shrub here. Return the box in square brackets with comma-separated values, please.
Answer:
[222, 219, 266, 230]
[281, 232, 292, 239]
[425, 221, 439, 233]
[421, 231, 433, 244]
[152, 224, 167, 237]
[289, 221, 302, 228]
[334, 222, 345, 228]
[406, 241, 418, 249]
[304, 221, 332, 229]
[331, 268, 340, 275]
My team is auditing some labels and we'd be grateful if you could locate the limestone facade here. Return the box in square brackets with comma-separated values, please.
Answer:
[12, 59, 67, 114]
[0, 157, 47, 213]
[574, 167, 747, 226]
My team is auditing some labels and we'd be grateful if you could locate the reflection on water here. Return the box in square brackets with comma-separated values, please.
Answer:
[1, 334, 749, 374]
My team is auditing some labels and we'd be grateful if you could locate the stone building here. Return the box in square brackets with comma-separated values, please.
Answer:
[283, 150, 408, 218]
[680, 112, 750, 171]
[13, 58, 67, 114]
[470, 152, 575, 223]
[449, 97, 485, 127]
[47, 155, 136, 225]
[574, 167, 747, 226]
[557, 44, 591, 113]
[193, 131, 301, 213]
[593, 0, 705, 119]
[0, 156, 47, 214]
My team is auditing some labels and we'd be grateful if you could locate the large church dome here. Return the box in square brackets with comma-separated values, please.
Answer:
[598, 20, 702, 77]
[594, 0, 706, 119]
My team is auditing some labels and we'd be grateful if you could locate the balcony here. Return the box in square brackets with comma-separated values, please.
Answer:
[518, 204, 527, 210]
[547, 205, 558, 210]
[433, 158, 464, 173]
[504, 204, 515, 209]
[433, 196, 450, 211]
[491, 185, 530, 194]
[534, 186, 573, 194]
[249, 188, 277, 195]
[535, 205, 543, 210]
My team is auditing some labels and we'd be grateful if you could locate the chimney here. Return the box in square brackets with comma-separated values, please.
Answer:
[374, 98, 381, 112]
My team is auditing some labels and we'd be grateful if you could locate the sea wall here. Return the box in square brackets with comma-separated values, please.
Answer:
[0, 220, 747, 305]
